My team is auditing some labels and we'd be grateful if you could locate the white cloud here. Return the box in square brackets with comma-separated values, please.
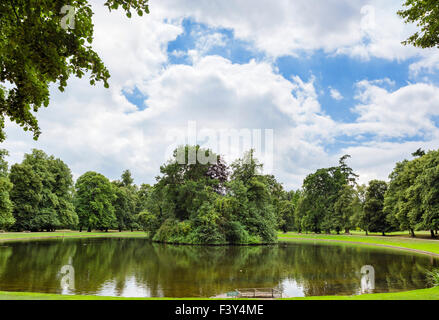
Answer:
[342, 139, 439, 185]
[154, 0, 422, 61]
[341, 80, 439, 139]
[330, 88, 343, 101]
[409, 50, 439, 77]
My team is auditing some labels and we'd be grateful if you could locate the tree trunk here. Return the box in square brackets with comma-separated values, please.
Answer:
[410, 229, 415, 237]
[382, 232, 385, 236]
[365, 230, 368, 236]
[105, 228, 108, 232]
[119, 227, 122, 232]
[431, 230, 436, 238]
[345, 228, 350, 234]
[79, 226, 82, 232]
[87, 226, 91, 232]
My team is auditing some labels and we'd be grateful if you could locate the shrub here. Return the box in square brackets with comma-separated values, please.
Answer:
[225, 221, 249, 244]
[426, 269, 439, 287]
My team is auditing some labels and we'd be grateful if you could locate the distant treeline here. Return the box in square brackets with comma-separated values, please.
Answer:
[0, 146, 438, 242]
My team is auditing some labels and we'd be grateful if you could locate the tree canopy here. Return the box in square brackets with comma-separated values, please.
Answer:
[398, 0, 439, 48]
[9, 149, 77, 231]
[0, 150, 14, 229]
[74, 171, 116, 232]
[0, 0, 149, 141]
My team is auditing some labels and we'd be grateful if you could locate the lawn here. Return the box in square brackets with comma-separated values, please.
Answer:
[0, 230, 149, 242]
[278, 231, 439, 256]
[1, 287, 438, 300]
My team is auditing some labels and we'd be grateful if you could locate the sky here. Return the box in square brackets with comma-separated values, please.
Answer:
[3, 0, 439, 190]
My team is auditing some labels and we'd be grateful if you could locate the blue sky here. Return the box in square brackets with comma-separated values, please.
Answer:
[3, 0, 439, 189]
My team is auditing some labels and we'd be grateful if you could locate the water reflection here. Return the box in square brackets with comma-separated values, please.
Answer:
[0, 238, 436, 297]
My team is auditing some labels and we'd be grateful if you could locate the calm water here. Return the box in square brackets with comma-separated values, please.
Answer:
[0, 238, 437, 298]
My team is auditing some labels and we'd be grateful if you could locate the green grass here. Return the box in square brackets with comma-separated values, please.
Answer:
[281, 286, 439, 300]
[0, 230, 438, 300]
[0, 230, 149, 242]
[0, 291, 207, 300]
[1, 287, 438, 300]
[278, 232, 439, 255]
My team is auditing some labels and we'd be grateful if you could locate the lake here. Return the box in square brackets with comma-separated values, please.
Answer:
[0, 238, 437, 298]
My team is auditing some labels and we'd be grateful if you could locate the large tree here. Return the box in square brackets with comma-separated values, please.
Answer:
[398, 0, 439, 49]
[384, 158, 424, 237]
[297, 155, 357, 234]
[333, 185, 356, 234]
[0, 0, 149, 141]
[0, 149, 14, 230]
[74, 171, 116, 232]
[9, 149, 77, 231]
[363, 180, 391, 236]
[417, 150, 439, 238]
[112, 170, 138, 232]
[9, 163, 43, 231]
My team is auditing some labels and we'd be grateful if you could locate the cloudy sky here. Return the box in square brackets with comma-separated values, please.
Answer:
[3, 0, 439, 189]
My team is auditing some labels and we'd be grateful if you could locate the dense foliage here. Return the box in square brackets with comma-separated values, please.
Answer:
[398, 0, 439, 49]
[9, 149, 77, 231]
[1, 146, 439, 240]
[0, 150, 14, 229]
[0, 0, 149, 141]
[137, 147, 278, 244]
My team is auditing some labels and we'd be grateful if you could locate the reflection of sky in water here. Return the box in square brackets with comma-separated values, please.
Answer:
[280, 279, 305, 298]
[95, 275, 159, 298]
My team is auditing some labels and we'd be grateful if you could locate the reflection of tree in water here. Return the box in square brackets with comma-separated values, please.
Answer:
[0, 240, 77, 293]
[278, 243, 439, 296]
[0, 239, 437, 297]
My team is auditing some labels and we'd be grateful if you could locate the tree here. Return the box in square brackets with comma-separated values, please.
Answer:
[206, 156, 229, 194]
[0, 149, 14, 230]
[333, 185, 356, 234]
[398, 0, 439, 49]
[0, 177, 14, 230]
[49, 158, 78, 228]
[9, 163, 43, 231]
[277, 199, 295, 233]
[363, 180, 391, 236]
[417, 150, 439, 238]
[297, 155, 358, 234]
[135, 183, 151, 213]
[74, 171, 116, 232]
[384, 159, 424, 237]
[9, 149, 77, 231]
[155, 145, 222, 221]
[0, 149, 9, 176]
[0, 0, 150, 141]
[121, 169, 134, 187]
[112, 170, 138, 232]
[412, 148, 426, 157]
[300, 168, 337, 233]
[350, 184, 367, 232]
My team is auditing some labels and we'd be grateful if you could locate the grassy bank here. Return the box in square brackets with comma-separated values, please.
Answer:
[278, 232, 439, 256]
[0, 230, 149, 242]
[0, 231, 438, 300]
[1, 286, 438, 300]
